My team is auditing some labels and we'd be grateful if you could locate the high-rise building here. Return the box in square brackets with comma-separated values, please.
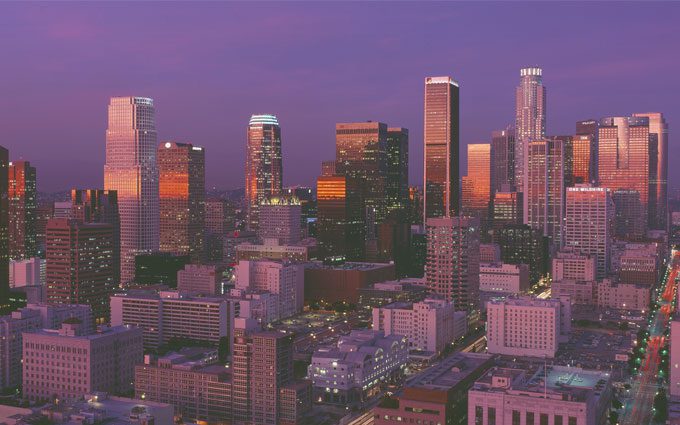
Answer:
[316, 170, 365, 261]
[598, 116, 652, 229]
[564, 186, 614, 278]
[8, 161, 37, 260]
[492, 189, 522, 231]
[491, 127, 515, 193]
[158, 141, 205, 261]
[524, 138, 565, 250]
[424, 76, 460, 220]
[45, 218, 115, 323]
[572, 134, 596, 184]
[425, 216, 480, 310]
[246, 114, 282, 231]
[232, 319, 310, 425]
[104, 96, 159, 284]
[71, 189, 120, 285]
[258, 196, 302, 245]
[0, 146, 9, 306]
[612, 189, 645, 240]
[462, 144, 491, 232]
[515, 67, 546, 193]
[177, 264, 222, 295]
[633, 112, 668, 230]
[386, 127, 409, 216]
[335, 121, 388, 224]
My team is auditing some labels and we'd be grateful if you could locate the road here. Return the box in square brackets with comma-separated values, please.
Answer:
[623, 249, 679, 425]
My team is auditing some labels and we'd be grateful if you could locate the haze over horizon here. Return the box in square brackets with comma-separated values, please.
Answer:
[1, 2, 678, 192]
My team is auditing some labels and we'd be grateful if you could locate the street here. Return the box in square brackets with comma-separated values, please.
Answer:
[623, 250, 679, 425]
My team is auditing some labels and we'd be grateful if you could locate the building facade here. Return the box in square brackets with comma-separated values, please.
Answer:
[104, 96, 159, 284]
[515, 67, 546, 194]
[158, 142, 205, 261]
[424, 76, 460, 220]
[45, 219, 115, 323]
[8, 161, 37, 260]
[246, 114, 282, 231]
[425, 216, 480, 311]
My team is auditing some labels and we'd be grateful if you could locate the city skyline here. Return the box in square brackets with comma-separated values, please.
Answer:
[1, 3, 678, 193]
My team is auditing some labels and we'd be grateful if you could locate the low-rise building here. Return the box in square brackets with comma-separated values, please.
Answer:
[357, 279, 429, 310]
[552, 250, 597, 282]
[596, 278, 650, 311]
[0, 304, 92, 390]
[236, 237, 317, 262]
[304, 261, 396, 304]
[372, 297, 466, 355]
[177, 264, 222, 295]
[467, 365, 612, 425]
[23, 321, 143, 402]
[3, 393, 173, 425]
[616, 242, 660, 286]
[486, 296, 571, 358]
[374, 353, 494, 425]
[479, 244, 501, 263]
[110, 290, 234, 351]
[551, 280, 595, 305]
[308, 330, 408, 404]
[479, 263, 530, 294]
[135, 348, 232, 423]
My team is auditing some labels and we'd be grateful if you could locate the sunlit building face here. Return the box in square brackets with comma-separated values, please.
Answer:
[598, 116, 651, 229]
[104, 96, 158, 284]
[158, 142, 205, 261]
[424, 76, 460, 220]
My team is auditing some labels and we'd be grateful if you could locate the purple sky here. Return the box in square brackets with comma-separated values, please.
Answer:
[1, 2, 678, 193]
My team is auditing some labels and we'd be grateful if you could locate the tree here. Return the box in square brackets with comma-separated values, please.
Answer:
[608, 411, 618, 425]
[653, 388, 668, 423]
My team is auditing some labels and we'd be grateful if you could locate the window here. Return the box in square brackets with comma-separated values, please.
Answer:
[488, 407, 496, 425]
[540, 414, 548, 425]
[555, 415, 563, 425]
[526, 411, 535, 424]
[568, 417, 577, 425]
[475, 406, 483, 425]
[513, 410, 521, 425]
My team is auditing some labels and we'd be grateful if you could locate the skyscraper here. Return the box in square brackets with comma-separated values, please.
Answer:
[316, 167, 365, 261]
[612, 189, 645, 240]
[0, 146, 8, 305]
[45, 218, 115, 323]
[386, 127, 409, 216]
[515, 67, 547, 193]
[246, 114, 282, 231]
[425, 216, 480, 310]
[572, 134, 596, 184]
[424, 76, 460, 220]
[104, 96, 159, 284]
[71, 189, 120, 285]
[564, 186, 614, 279]
[8, 161, 37, 260]
[633, 112, 668, 230]
[158, 141, 205, 261]
[336, 121, 388, 224]
[493, 224, 548, 284]
[524, 138, 565, 250]
[598, 116, 651, 229]
[462, 144, 491, 232]
[491, 127, 515, 192]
